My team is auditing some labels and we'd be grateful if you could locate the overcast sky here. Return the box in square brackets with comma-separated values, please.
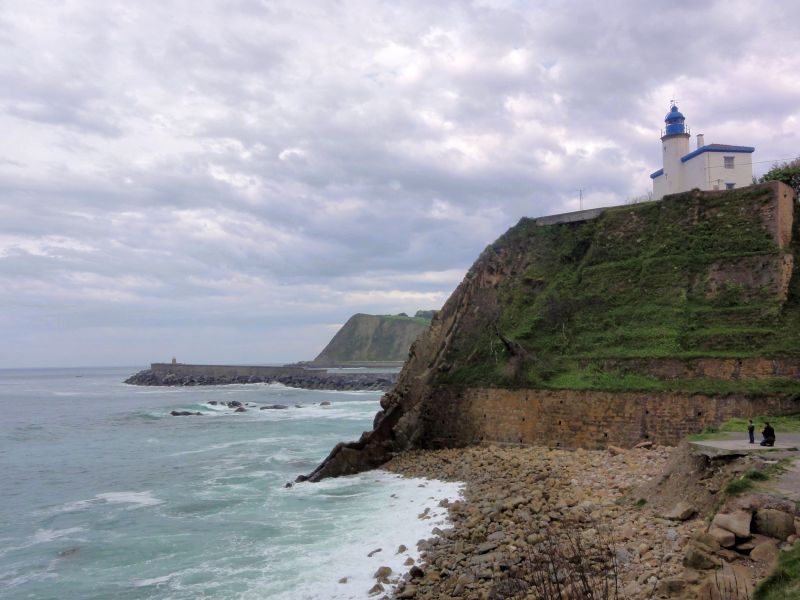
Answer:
[1, 0, 798, 368]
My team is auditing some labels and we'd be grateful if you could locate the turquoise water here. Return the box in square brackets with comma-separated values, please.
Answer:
[0, 368, 460, 599]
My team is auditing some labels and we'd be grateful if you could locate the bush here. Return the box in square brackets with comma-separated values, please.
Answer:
[760, 158, 800, 196]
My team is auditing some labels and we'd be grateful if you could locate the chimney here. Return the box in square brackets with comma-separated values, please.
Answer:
[696, 133, 705, 149]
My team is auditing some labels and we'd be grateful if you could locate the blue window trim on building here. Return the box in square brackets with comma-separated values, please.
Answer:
[650, 168, 664, 179]
[680, 145, 755, 163]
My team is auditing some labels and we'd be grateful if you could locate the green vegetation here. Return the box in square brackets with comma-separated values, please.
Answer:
[753, 540, 800, 599]
[722, 460, 792, 497]
[760, 157, 800, 196]
[312, 312, 433, 364]
[434, 186, 800, 395]
[723, 477, 756, 496]
[688, 414, 800, 441]
[717, 414, 800, 433]
[634, 498, 647, 507]
[546, 369, 800, 395]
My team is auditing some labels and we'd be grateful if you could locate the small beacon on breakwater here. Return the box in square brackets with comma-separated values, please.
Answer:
[650, 104, 754, 200]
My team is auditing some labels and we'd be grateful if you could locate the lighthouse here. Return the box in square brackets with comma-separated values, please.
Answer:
[659, 105, 691, 197]
[650, 104, 755, 200]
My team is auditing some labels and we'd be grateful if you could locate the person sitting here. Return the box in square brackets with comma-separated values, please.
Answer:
[760, 422, 776, 447]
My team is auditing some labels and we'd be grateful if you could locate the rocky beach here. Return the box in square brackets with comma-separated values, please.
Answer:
[372, 443, 796, 599]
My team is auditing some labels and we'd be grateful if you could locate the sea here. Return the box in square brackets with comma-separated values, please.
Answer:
[0, 367, 462, 600]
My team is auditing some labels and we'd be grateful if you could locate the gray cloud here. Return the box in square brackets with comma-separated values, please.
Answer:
[1, 0, 799, 366]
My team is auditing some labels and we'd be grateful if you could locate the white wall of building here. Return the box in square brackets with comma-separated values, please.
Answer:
[682, 152, 709, 190]
[661, 134, 690, 196]
[703, 152, 753, 191]
[653, 173, 667, 199]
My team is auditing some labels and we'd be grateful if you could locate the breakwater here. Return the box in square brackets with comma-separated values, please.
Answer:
[125, 363, 398, 391]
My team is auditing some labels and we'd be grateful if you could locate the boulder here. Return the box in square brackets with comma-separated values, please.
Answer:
[697, 562, 752, 600]
[754, 508, 796, 541]
[607, 445, 627, 456]
[734, 534, 774, 553]
[397, 585, 417, 599]
[750, 540, 779, 564]
[367, 548, 381, 557]
[712, 510, 752, 538]
[368, 582, 384, 595]
[657, 577, 686, 596]
[664, 501, 696, 521]
[260, 404, 289, 410]
[234, 406, 247, 412]
[409, 565, 424, 579]
[320, 401, 332, 406]
[227, 400, 243, 408]
[476, 540, 499, 554]
[683, 544, 720, 570]
[170, 410, 202, 416]
[708, 526, 736, 548]
[373, 566, 392, 581]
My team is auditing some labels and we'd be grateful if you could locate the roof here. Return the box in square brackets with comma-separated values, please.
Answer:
[664, 105, 685, 123]
[681, 144, 755, 163]
[650, 168, 664, 179]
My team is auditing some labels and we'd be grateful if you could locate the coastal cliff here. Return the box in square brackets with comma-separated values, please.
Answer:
[306, 182, 800, 481]
[311, 312, 434, 366]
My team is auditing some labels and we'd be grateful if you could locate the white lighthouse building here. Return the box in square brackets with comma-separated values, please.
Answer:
[650, 105, 754, 200]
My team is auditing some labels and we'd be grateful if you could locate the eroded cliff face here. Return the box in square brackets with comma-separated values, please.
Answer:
[305, 182, 800, 481]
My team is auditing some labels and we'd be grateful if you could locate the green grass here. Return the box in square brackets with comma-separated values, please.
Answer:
[688, 415, 800, 442]
[724, 478, 756, 496]
[754, 541, 800, 599]
[436, 185, 800, 393]
[542, 367, 800, 396]
[718, 414, 800, 433]
[722, 460, 793, 497]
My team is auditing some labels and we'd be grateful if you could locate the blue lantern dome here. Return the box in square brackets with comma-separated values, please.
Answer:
[664, 104, 686, 135]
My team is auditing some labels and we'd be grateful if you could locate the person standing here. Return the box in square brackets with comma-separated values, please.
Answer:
[747, 419, 755, 444]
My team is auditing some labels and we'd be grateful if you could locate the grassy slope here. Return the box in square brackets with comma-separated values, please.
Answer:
[313, 313, 432, 363]
[437, 186, 800, 395]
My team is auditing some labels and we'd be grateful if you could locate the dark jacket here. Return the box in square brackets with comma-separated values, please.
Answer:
[763, 425, 776, 440]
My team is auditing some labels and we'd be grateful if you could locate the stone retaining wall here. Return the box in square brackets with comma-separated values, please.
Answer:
[421, 388, 800, 449]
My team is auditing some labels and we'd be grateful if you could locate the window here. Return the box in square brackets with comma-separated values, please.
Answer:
[724, 156, 735, 169]
[726, 182, 735, 190]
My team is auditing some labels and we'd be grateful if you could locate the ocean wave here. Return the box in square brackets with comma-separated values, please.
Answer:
[255, 471, 464, 600]
[50, 490, 163, 514]
[132, 574, 174, 588]
[31, 527, 85, 544]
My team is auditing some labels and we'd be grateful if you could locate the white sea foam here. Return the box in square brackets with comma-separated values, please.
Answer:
[31, 527, 85, 544]
[50, 491, 163, 514]
[132, 574, 174, 587]
[168, 436, 279, 456]
[95, 491, 163, 507]
[261, 471, 464, 600]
